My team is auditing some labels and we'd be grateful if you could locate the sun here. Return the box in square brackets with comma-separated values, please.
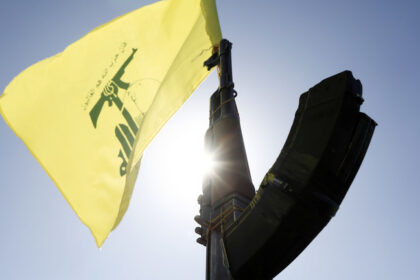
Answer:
[144, 116, 218, 204]
[200, 149, 216, 177]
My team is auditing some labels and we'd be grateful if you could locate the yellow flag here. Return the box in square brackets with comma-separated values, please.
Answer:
[0, 0, 222, 247]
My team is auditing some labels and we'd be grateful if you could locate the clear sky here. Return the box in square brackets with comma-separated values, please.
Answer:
[0, 0, 419, 279]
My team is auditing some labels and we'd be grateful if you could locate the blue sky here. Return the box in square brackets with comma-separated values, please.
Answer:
[0, 0, 419, 279]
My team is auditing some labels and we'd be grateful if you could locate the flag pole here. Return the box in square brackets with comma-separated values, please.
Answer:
[195, 39, 255, 280]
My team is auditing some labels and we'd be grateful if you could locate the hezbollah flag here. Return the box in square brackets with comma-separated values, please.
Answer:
[0, 0, 221, 247]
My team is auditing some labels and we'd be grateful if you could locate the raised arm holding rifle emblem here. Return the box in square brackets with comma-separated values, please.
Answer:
[89, 48, 138, 128]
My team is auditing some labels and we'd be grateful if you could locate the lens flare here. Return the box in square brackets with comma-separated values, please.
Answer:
[201, 150, 216, 177]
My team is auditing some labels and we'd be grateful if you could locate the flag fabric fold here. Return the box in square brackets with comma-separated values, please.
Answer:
[0, 0, 222, 247]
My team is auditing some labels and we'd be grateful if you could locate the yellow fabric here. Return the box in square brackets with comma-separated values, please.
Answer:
[0, 0, 222, 247]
